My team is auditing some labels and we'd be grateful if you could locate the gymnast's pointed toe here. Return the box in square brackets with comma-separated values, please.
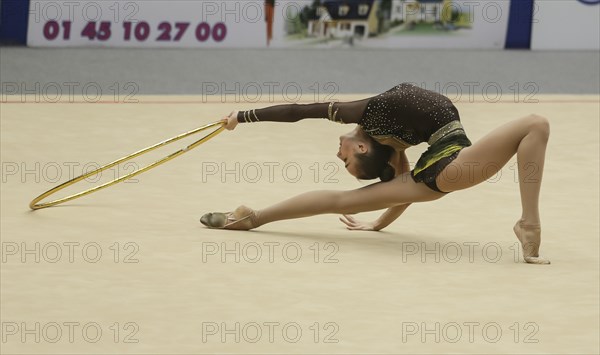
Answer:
[524, 256, 551, 265]
[200, 206, 257, 230]
[200, 212, 228, 229]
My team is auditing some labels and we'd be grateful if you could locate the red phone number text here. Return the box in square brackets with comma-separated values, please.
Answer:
[43, 21, 227, 42]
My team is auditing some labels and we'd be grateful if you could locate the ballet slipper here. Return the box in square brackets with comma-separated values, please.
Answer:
[200, 205, 257, 230]
[513, 220, 551, 265]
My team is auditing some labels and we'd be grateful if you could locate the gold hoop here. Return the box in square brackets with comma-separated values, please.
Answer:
[29, 120, 226, 210]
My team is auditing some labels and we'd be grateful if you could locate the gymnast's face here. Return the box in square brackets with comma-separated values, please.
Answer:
[337, 128, 368, 177]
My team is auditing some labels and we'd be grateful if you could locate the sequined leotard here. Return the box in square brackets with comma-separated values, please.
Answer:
[237, 83, 472, 192]
[359, 83, 461, 147]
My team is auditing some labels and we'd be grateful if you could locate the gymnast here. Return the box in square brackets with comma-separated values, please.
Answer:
[200, 83, 551, 264]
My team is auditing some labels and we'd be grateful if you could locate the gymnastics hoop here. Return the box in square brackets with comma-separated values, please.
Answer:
[29, 120, 226, 210]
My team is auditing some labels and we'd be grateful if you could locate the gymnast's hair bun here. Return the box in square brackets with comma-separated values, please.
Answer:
[379, 164, 395, 182]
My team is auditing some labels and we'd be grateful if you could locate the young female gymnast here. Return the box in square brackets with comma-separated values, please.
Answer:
[200, 83, 551, 264]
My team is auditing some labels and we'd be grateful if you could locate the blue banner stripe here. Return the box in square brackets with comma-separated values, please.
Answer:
[505, 0, 534, 49]
[0, 0, 30, 45]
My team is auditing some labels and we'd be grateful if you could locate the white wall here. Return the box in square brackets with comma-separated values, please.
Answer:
[531, 0, 600, 50]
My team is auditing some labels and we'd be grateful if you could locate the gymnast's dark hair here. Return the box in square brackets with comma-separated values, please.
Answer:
[354, 135, 395, 182]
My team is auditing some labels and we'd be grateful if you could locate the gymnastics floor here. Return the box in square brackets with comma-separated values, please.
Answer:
[1, 94, 598, 354]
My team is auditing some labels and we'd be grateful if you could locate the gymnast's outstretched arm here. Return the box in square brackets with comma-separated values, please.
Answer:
[221, 98, 371, 129]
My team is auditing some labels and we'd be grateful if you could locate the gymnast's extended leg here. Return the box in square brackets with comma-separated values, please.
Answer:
[436, 114, 551, 264]
[203, 174, 445, 230]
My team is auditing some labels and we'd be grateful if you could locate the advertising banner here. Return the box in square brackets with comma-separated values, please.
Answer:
[27, 0, 509, 48]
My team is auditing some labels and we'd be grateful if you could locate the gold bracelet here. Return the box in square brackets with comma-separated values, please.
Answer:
[328, 102, 342, 124]
[251, 109, 260, 122]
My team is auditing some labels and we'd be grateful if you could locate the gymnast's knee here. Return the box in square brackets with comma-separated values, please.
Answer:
[527, 114, 550, 141]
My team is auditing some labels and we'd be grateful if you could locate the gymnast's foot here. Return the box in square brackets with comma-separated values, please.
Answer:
[513, 220, 550, 264]
[200, 205, 257, 230]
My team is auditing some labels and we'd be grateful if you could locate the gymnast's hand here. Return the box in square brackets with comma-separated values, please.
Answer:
[221, 111, 239, 130]
[339, 214, 379, 231]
